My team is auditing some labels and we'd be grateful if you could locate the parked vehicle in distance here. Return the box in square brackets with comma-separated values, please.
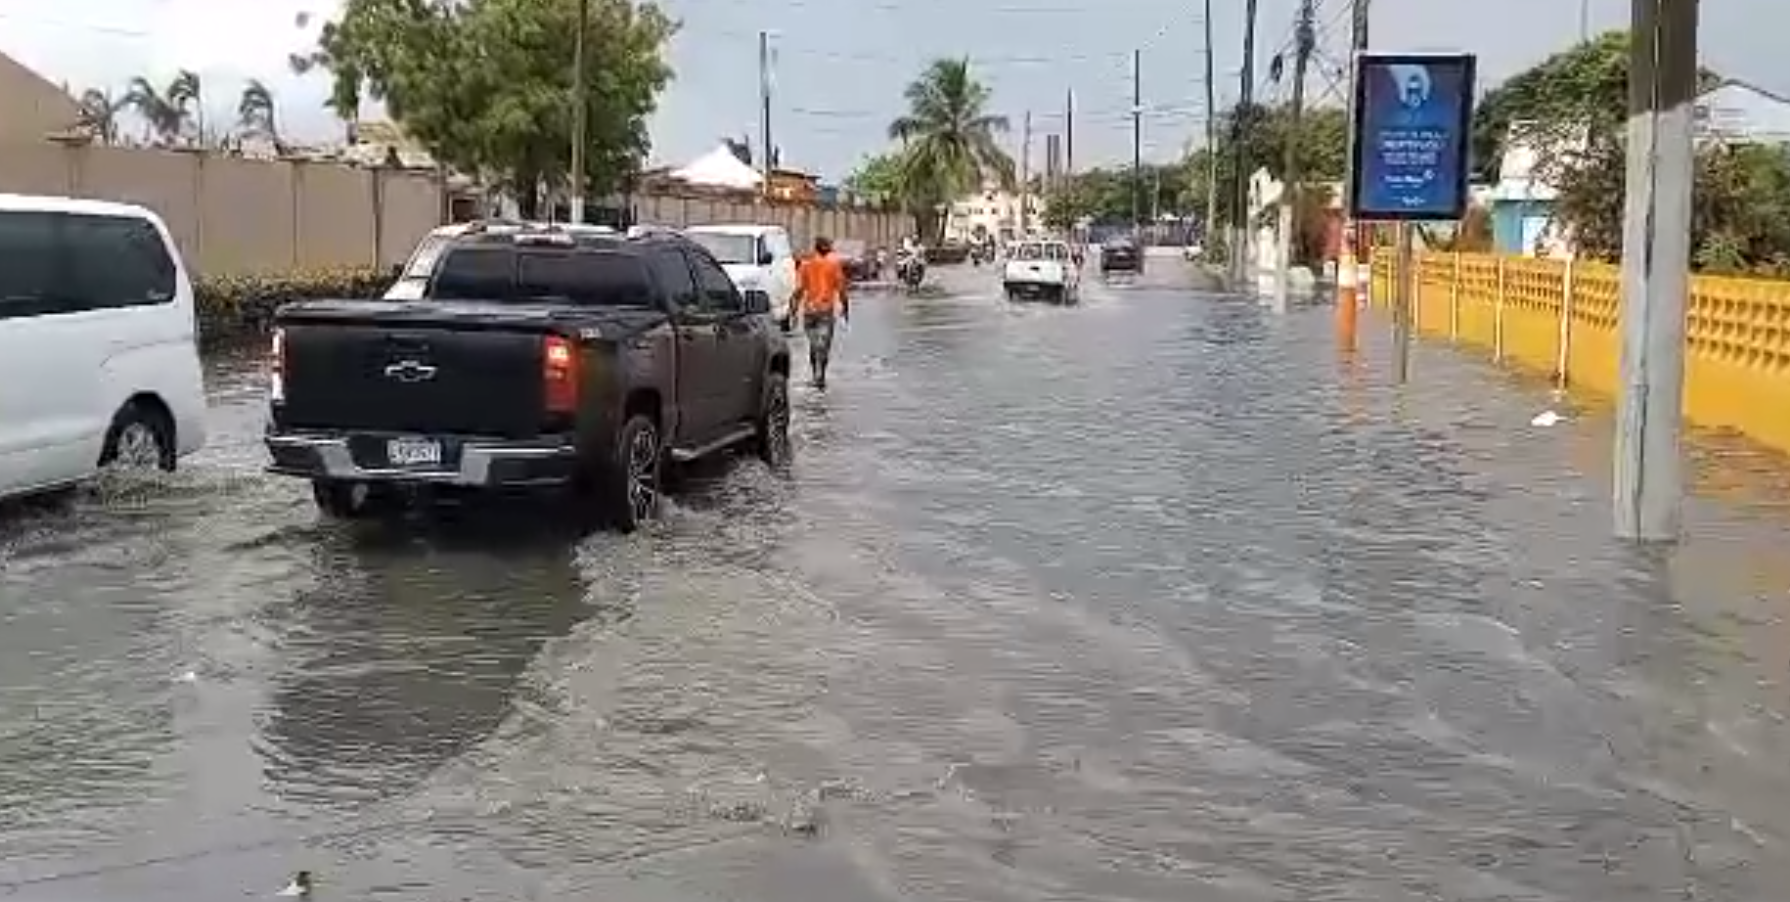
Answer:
[834, 239, 881, 283]
[264, 226, 791, 531]
[683, 224, 798, 310]
[386, 220, 616, 300]
[1099, 237, 1143, 275]
[0, 193, 209, 503]
[926, 239, 971, 266]
[1002, 239, 1081, 304]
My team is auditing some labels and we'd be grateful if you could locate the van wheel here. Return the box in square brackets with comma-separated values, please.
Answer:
[311, 480, 394, 519]
[595, 415, 662, 533]
[100, 403, 175, 471]
[753, 373, 791, 468]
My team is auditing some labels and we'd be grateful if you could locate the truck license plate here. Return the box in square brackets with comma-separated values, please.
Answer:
[386, 437, 441, 466]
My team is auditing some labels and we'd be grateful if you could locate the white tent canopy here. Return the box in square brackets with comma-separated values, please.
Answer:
[671, 144, 763, 190]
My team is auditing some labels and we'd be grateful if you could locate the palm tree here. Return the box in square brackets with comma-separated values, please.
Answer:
[887, 57, 1016, 239]
[167, 69, 204, 145]
[76, 88, 122, 144]
[123, 77, 183, 144]
[238, 79, 278, 143]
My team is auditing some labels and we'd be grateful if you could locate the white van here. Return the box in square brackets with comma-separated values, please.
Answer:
[0, 194, 208, 501]
[682, 224, 798, 309]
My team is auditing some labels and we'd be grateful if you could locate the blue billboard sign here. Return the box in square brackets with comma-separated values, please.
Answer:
[1348, 52, 1477, 221]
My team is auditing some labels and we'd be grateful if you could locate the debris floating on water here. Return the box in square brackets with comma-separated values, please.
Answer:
[277, 871, 312, 897]
[1531, 410, 1563, 427]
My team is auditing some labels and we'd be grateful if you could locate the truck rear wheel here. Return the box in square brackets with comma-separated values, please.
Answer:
[596, 414, 662, 533]
[753, 372, 791, 468]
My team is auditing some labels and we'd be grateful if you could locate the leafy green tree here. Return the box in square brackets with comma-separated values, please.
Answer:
[307, 0, 675, 217]
[887, 57, 1016, 239]
[843, 151, 907, 206]
[1181, 102, 1347, 231]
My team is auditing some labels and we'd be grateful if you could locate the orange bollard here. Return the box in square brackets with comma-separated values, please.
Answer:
[1336, 245, 1359, 348]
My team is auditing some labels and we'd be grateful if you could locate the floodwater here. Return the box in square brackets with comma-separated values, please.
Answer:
[5, 261, 1790, 901]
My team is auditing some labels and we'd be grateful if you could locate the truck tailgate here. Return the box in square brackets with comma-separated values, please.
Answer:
[280, 320, 551, 438]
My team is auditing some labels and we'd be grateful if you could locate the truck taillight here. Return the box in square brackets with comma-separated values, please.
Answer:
[269, 327, 285, 402]
[542, 335, 579, 413]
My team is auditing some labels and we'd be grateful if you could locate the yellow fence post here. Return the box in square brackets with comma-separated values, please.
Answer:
[1556, 256, 1575, 389]
[1449, 250, 1462, 341]
[1493, 256, 1506, 363]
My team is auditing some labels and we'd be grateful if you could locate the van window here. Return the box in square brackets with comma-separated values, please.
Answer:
[0, 211, 64, 320]
[0, 210, 175, 320]
[65, 215, 177, 309]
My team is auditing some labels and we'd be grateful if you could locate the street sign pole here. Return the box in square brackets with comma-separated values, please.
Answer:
[1393, 221, 1413, 381]
[1345, 52, 1477, 385]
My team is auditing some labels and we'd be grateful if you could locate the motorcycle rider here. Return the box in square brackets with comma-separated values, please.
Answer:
[790, 236, 850, 389]
[896, 235, 925, 287]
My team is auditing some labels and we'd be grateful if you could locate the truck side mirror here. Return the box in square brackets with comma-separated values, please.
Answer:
[758, 251, 775, 266]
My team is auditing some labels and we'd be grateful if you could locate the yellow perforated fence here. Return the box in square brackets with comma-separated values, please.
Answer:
[1370, 251, 1790, 455]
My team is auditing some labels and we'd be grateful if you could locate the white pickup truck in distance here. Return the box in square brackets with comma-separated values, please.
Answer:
[1002, 239, 1081, 304]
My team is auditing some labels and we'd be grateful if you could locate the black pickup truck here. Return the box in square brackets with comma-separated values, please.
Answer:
[264, 225, 791, 531]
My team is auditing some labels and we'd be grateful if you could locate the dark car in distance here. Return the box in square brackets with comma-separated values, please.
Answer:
[835, 239, 882, 283]
[1099, 238, 1142, 275]
[263, 223, 792, 532]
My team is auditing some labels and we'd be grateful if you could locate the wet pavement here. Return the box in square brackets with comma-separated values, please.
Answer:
[5, 262, 1790, 901]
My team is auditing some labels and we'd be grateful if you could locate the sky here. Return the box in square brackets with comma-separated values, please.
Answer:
[0, 0, 1781, 181]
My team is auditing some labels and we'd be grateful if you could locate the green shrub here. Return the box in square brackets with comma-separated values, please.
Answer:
[195, 266, 391, 339]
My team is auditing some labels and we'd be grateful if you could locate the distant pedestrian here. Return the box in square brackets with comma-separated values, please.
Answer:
[791, 236, 850, 389]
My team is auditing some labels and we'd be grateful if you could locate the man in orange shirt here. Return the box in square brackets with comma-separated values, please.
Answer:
[790, 236, 850, 389]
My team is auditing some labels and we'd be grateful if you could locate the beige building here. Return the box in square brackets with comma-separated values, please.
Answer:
[943, 187, 1041, 244]
[0, 51, 81, 144]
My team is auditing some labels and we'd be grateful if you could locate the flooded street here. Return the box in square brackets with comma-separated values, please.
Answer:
[7, 262, 1790, 901]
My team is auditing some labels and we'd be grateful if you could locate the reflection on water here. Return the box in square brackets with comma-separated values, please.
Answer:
[256, 512, 594, 811]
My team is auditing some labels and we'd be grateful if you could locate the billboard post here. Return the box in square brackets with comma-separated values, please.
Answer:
[1346, 52, 1477, 383]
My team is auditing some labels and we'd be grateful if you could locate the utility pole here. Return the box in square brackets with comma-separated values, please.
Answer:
[1335, 0, 1372, 347]
[1131, 48, 1143, 239]
[1580, 0, 1592, 41]
[1065, 89, 1075, 178]
[1229, 0, 1261, 286]
[1274, 0, 1316, 311]
[1019, 110, 1032, 234]
[1613, 0, 1698, 542]
[759, 30, 774, 199]
[568, 0, 589, 223]
[1202, 0, 1218, 250]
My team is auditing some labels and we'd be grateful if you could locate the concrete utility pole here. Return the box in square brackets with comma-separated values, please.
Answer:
[1019, 109, 1032, 234]
[1229, 0, 1261, 285]
[1202, 0, 1218, 248]
[1065, 89, 1075, 179]
[1335, 0, 1372, 346]
[759, 30, 774, 199]
[1580, 0, 1593, 42]
[1613, 0, 1698, 542]
[1131, 48, 1144, 238]
[1274, 0, 1316, 311]
[568, 0, 589, 223]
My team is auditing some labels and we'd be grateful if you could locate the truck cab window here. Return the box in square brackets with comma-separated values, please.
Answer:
[687, 251, 743, 313]
[647, 249, 699, 309]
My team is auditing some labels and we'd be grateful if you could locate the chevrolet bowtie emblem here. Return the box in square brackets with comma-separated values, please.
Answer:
[382, 359, 437, 382]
